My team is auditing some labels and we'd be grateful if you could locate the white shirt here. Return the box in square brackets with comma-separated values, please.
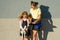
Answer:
[30, 8, 41, 19]
[19, 18, 29, 30]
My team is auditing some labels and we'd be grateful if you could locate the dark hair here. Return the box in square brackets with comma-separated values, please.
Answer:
[31, 1, 38, 6]
[28, 14, 32, 18]
[18, 11, 28, 19]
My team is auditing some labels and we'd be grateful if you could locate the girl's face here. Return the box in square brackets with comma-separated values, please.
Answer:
[31, 4, 35, 9]
[23, 13, 27, 18]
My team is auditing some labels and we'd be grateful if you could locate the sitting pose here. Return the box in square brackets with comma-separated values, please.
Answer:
[18, 11, 30, 40]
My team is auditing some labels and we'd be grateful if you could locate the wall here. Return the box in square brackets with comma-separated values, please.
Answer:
[0, 0, 60, 40]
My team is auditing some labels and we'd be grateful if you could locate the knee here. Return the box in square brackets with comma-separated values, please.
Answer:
[33, 33, 37, 37]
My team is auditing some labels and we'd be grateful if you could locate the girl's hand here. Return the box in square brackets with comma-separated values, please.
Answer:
[24, 29, 27, 32]
[32, 21, 36, 24]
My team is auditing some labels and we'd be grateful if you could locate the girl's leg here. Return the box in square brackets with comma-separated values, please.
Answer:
[20, 31, 24, 40]
[33, 30, 38, 40]
[22, 34, 24, 40]
[22, 37, 24, 40]
[20, 36, 24, 40]
[24, 36, 28, 40]
[24, 31, 28, 40]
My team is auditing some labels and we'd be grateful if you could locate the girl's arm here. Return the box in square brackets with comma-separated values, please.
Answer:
[19, 20, 24, 30]
[34, 13, 41, 23]
[27, 19, 30, 27]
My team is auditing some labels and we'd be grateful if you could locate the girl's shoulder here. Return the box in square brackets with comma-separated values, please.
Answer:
[37, 7, 41, 11]
[26, 19, 29, 21]
[37, 8, 40, 10]
[30, 8, 32, 10]
[19, 19, 23, 22]
[23, 18, 29, 22]
[30, 8, 33, 11]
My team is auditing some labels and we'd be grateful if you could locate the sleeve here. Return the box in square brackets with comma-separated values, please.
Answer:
[30, 8, 32, 14]
[27, 19, 30, 27]
[38, 8, 41, 15]
[37, 8, 41, 19]
[19, 20, 24, 30]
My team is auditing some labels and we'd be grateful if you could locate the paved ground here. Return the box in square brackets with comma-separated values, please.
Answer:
[0, 18, 60, 40]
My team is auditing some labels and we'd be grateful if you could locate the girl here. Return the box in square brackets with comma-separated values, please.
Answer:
[30, 1, 41, 40]
[18, 11, 30, 40]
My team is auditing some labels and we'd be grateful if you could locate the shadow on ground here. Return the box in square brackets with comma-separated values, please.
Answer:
[38, 5, 57, 40]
